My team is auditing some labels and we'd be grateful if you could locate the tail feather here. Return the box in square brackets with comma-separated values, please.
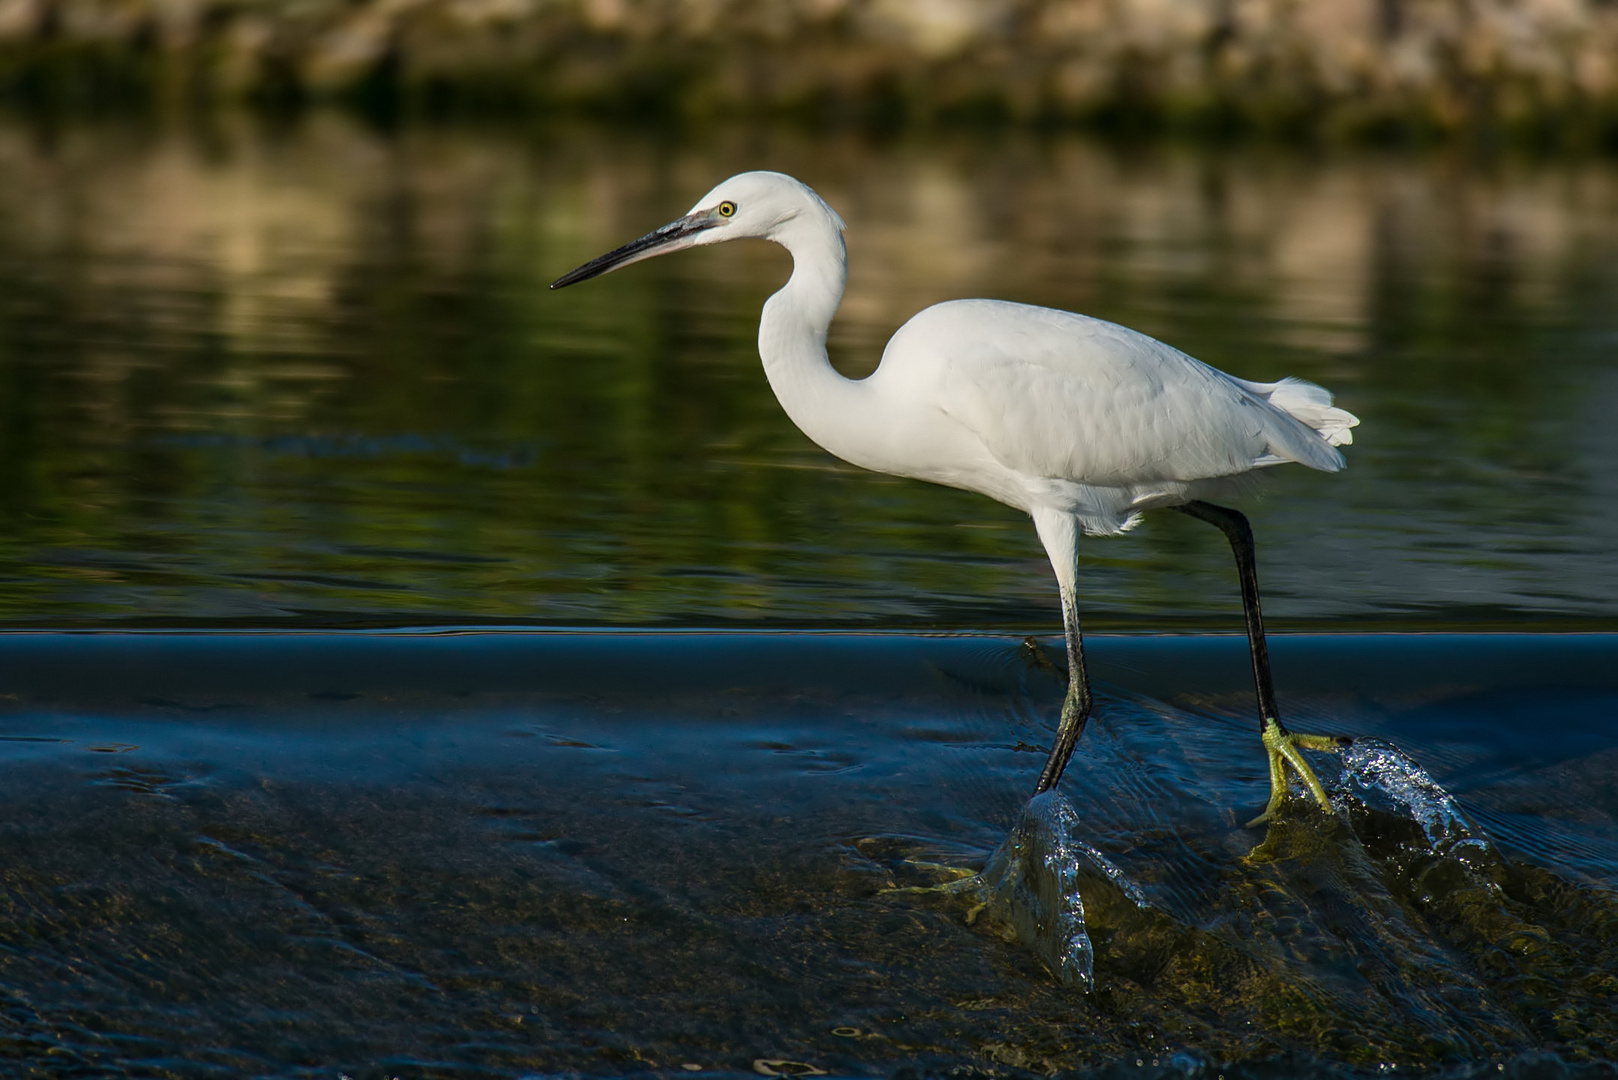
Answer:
[1264, 376, 1359, 447]
[1237, 375, 1360, 473]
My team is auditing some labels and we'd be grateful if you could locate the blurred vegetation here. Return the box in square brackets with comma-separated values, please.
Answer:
[1, 0, 1617, 144]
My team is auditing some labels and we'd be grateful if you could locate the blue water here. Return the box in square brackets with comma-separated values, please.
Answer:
[1, 631, 1614, 1077]
[2, 117, 1616, 1077]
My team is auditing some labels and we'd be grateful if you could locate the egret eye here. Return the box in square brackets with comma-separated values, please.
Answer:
[718, 201, 736, 217]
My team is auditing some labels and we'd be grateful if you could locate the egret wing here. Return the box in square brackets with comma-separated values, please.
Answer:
[896, 300, 1341, 485]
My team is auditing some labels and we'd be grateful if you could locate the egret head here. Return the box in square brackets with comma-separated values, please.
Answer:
[549, 171, 845, 290]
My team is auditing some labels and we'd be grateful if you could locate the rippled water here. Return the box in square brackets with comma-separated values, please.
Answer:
[2, 631, 1616, 1077]
[1, 118, 1616, 1078]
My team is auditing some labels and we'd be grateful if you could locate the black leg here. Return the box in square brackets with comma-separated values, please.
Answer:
[1175, 500, 1348, 825]
[1173, 500, 1284, 735]
[1033, 584, 1091, 795]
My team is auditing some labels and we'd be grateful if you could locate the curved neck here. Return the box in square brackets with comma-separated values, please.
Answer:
[757, 217, 875, 465]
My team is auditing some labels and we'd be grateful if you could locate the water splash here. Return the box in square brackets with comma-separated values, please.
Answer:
[1074, 837, 1151, 910]
[974, 792, 1098, 989]
[1333, 737, 1487, 856]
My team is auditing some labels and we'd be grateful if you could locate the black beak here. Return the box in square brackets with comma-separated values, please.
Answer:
[550, 211, 722, 290]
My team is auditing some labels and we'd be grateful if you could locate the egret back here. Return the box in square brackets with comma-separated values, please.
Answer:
[880, 300, 1354, 488]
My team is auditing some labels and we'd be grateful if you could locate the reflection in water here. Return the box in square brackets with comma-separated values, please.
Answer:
[0, 118, 1616, 627]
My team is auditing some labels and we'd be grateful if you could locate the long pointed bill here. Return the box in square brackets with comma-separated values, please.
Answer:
[550, 211, 723, 290]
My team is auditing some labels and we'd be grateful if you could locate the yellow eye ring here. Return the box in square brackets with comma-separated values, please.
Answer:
[717, 201, 736, 217]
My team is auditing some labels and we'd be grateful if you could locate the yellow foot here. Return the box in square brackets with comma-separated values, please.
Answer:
[879, 861, 989, 922]
[1247, 719, 1351, 828]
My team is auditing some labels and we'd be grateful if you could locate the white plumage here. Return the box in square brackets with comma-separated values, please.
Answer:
[871, 299, 1354, 534]
[553, 170, 1359, 820]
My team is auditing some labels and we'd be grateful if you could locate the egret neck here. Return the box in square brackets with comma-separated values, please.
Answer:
[757, 209, 880, 471]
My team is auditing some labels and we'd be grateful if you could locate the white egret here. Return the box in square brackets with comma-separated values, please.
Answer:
[551, 171, 1359, 825]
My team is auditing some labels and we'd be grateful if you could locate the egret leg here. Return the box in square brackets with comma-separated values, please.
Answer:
[1174, 500, 1350, 827]
[1033, 582, 1092, 796]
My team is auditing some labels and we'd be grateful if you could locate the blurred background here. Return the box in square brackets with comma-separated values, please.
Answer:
[0, 1, 1615, 630]
[3, 0, 1618, 141]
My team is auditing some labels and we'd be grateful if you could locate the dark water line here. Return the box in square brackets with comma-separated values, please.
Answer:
[3, 629, 1614, 698]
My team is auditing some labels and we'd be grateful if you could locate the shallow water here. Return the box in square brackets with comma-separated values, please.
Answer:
[2, 631, 1616, 1077]
[2, 119, 1617, 1077]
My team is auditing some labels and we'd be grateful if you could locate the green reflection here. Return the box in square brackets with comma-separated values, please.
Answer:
[0, 119, 1615, 627]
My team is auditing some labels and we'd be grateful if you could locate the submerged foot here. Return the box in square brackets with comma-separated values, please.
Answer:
[1020, 636, 1068, 682]
[1248, 719, 1352, 828]
[878, 860, 990, 922]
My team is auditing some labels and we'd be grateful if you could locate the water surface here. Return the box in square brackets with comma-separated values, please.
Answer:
[1, 120, 1614, 628]
[1, 630, 1615, 1077]
[1, 119, 1616, 1078]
